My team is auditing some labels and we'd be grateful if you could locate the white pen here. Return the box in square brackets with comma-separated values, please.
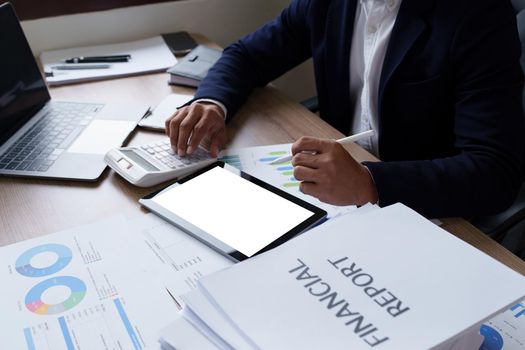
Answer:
[269, 130, 375, 165]
[51, 63, 111, 70]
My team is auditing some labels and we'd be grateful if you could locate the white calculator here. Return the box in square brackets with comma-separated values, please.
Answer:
[104, 139, 216, 187]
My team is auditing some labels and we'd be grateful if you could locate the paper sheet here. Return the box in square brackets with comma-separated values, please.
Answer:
[159, 314, 220, 350]
[0, 216, 179, 350]
[181, 289, 257, 350]
[130, 214, 233, 305]
[139, 94, 194, 131]
[41, 36, 177, 86]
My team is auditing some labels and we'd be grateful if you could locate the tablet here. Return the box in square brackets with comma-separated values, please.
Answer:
[139, 162, 327, 261]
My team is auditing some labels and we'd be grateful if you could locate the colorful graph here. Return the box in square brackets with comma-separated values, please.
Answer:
[479, 324, 504, 350]
[258, 150, 288, 163]
[25, 276, 87, 315]
[218, 154, 243, 170]
[257, 151, 300, 189]
[16, 244, 72, 277]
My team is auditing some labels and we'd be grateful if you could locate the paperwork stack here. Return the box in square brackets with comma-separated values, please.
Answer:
[159, 204, 525, 349]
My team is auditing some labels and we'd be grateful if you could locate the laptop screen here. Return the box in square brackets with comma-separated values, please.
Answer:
[0, 3, 50, 144]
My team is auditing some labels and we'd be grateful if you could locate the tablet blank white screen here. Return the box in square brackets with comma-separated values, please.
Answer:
[152, 166, 313, 257]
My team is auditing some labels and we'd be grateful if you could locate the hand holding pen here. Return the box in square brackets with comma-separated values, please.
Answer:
[270, 130, 375, 165]
[288, 130, 379, 206]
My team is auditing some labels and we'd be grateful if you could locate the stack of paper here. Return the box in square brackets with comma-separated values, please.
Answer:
[158, 204, 525, 350]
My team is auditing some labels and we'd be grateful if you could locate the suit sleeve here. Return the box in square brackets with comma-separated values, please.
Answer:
[194, 0, 313, 121]
[365, 0, 525, 218]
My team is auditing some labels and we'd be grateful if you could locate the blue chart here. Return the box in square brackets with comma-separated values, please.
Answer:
[479, 324, 504, 350]
[16, 244, 72, 277]
[15, 243, 88, 316]
[218, 154, 243, 170]
[25, 276, 87, 315]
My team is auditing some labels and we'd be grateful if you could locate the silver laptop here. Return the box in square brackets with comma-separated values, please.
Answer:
[0, 2, 148, 181]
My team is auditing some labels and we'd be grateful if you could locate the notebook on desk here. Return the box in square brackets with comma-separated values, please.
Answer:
[0, 3, 148, 181]
[167, 45, 222, 87]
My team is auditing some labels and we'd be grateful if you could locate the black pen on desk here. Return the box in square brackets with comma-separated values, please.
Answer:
[64, 55, 131, 63]
[52, 64, 111, 70]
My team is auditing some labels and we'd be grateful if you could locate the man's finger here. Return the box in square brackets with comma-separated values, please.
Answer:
[292, 152, 320, 169]
[208, 130, 226, 158]
[299, 181, 323, 199]
[293, 165, 319, 183]
[168, 108, 188, 150]
[291, 136, 329, 155]
[187, 117, 210, 155]
[165, 108, 181, 137]
[177, 108, 202, 156]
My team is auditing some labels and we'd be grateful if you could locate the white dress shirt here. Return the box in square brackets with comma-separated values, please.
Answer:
[350, 0, 402, 156]
[202, 0, 403, 155]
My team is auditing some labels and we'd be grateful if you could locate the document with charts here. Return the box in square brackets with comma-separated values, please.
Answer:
[130, 213, 233, 305]
[0, 216, 179, 350]
[481, 298, 525, 349]
[219, 143, 357, 219]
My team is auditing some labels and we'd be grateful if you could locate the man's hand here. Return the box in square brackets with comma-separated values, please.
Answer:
[292, 136, 378, 206]
[165, 101, 226, 157]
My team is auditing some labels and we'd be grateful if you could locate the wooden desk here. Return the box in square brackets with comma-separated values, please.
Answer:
[1, 72, 525, 276]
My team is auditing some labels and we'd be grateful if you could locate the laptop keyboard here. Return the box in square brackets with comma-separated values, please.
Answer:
[0, 102, 102, 172]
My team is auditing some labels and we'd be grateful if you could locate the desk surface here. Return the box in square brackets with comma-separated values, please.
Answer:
[1, 68, 525, 276]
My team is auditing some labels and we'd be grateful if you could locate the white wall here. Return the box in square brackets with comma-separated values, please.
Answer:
[21, 0, 316, 102]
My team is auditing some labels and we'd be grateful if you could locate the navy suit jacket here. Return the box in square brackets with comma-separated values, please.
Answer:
[195, 0, 525, 218]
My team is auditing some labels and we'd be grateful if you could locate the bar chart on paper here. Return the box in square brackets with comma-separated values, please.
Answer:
[219, 144, 357, 218]
[0, 217, 178, 350]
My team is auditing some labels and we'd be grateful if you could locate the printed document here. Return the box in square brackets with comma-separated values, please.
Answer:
[197, 204, 525, 349]
[0, 216, 179, 350]
[41, 36, 177, 85]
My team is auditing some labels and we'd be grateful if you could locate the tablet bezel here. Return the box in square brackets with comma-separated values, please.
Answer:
[139, 161, 327, 261]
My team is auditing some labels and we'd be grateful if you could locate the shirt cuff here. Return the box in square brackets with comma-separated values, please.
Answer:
[362, 163, 379, 205]
[193, 98, 228, 119]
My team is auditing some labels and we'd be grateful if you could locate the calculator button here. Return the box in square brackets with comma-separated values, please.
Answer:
[118, 158, 132, 169]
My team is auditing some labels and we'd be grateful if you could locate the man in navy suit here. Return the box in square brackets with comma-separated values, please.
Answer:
[166, 0, 525, 218]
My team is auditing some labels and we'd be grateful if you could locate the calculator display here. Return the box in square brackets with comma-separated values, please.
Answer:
[122, 150, 160, 171]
